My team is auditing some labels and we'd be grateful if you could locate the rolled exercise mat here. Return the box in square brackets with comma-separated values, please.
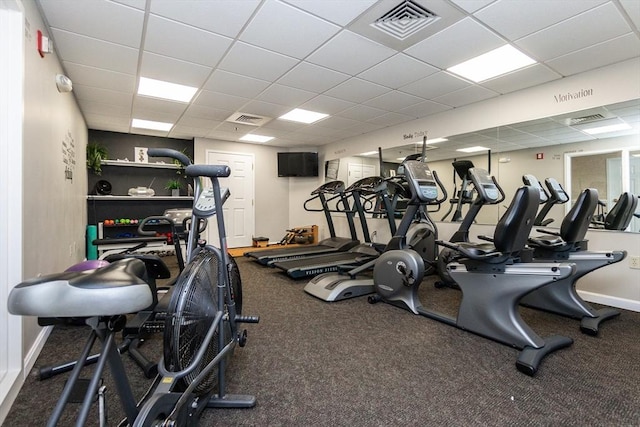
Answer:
[86, 225, 98, 260]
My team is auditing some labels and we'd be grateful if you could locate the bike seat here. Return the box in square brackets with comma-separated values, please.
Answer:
[8, 258, 153, 318]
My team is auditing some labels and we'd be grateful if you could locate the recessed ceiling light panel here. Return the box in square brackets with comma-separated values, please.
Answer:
[239, 134, 274, 143]
[582, 123, 632, 135]
[448, 45, 536, 83]
[131, 118, 173, 132]
[138, 77, 198, 103]
[279, 108, 329, 124]
[456, 146, 490, 153]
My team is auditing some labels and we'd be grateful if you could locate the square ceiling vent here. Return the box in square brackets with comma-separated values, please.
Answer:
[349, 0, 464, 50]
[225, 112, 271, 127]
[372, 0, 440, 41]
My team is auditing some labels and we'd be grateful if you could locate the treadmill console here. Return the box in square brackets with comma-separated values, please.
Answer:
[193, 186, 230, 217]
[402, 160, 438, 203]
[468, 168, 501, 203]
[545, 178, 569, 203]
[523, 174, 549, 203]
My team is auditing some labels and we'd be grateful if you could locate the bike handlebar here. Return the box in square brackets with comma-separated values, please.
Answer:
[147, 148, 191, 166]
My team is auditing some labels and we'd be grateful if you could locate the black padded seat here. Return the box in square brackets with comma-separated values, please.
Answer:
[604, 192, 638, 230]
[528, 188, 598, 251]
[8, 258, 152, 318]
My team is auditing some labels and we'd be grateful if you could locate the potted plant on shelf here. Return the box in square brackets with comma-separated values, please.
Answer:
[86, 142, 108, 175]
[166, 179, 181, 197]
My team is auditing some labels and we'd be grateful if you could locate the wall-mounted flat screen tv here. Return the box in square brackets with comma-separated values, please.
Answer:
[277, 152, 319, 177]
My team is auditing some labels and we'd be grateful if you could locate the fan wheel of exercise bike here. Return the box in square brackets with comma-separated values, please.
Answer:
[163, 248, 242, 396]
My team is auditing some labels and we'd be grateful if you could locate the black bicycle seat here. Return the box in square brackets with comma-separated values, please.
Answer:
[8, 258, 152, 318]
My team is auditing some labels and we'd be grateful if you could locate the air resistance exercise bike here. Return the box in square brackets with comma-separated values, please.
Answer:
[8, 148, 260, 426]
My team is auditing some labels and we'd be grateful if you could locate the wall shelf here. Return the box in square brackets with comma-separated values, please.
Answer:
[101, 159, 180, 169]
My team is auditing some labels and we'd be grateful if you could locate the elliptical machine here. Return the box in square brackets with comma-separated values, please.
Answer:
[303, 166, 446, 302]
[368, 159, 576, 376]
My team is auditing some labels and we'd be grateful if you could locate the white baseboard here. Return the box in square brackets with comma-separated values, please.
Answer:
[578, 290, 640, 312]
[0, 326, 51, 425]
[23, 326, 52, 379]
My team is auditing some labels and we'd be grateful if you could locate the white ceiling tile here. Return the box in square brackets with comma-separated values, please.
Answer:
[474, 0, 608, 39]
[77, 98, 132, 117]
[130, 105, 183, 123]
[620, 0, 640, 29]
[282, 0, 377, 26]
[169, 125, 212, 139]
[149, 0, 261, 38]
[84, 113, 131, 133]
[218, 42, 299, 81]
[368, 112, 415, 127]
[183, 104, 234, 122]
[324, 78, 390, 103]
[315, 116, 362, 130]
[73, 84, 133, 108]
[397, 100, 452, 118]
[240, 0, 340, 59]
[405, 17, 504, 69]
[139, 51, 212, 87]
[480, 64, 561, 94]
[546, 33, 640, 76]
[63, 62, 136, 93]
[336, 105, 387, 121]
[50, 29, 139, 74]
[300, 95, 356, 115]
[400, 71, 469, 99]
[433, 84, 499, 107]
[175, 116, 221, 130]
[364, 90, 425, 111]
[144, 15, 233, 67]
[133, 96, 191, 116]
[306, 30, 396, 75]
[238, 100, 292, 118]
[517, 3, 633, 61]
[277, 62, 350, 93]
[358, 53, 438, 89]
[193, 90, 251, 111]
[448, 0, 495, 13]
[111, 0, 146, 10]
[204, 70, 270, 99]
[40, 0, 144, 48]
[256, 84, 317, 106]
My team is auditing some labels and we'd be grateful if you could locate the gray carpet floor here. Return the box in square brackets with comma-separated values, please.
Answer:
[4, 256, 639, 426]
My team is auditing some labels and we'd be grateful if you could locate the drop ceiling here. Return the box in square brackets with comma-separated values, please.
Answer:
[37, 0, 640, 148]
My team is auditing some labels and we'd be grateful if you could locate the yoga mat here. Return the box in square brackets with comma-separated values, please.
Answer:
[86, 225, 98, 260]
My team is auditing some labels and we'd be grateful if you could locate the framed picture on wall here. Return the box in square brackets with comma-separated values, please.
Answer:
[135, 146, 148, 163]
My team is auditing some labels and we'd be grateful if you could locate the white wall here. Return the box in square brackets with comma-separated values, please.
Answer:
[1, 0, 88, 421]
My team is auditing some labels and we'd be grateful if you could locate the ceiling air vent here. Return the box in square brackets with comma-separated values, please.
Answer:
[371, 0, 440, 40]
[225, 112, 271, 127]
[568, 113, 606, 125]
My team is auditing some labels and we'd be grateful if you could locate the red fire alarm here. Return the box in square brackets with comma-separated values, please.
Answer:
[37, 30, 51, 58]
[536, 153, 544, 160]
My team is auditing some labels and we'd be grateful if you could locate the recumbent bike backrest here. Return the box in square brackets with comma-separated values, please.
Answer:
[493, 185, 539, 256]
[559, 188, 599, 243]
[604, 192, 638, 230]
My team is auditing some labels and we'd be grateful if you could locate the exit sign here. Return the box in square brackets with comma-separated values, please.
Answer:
[536, 153, 544, 160]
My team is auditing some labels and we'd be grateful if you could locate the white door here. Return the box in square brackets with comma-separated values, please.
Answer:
[205, 151, 255, 248]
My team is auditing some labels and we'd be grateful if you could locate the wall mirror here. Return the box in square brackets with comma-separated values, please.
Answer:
[347, 98, 639, 231]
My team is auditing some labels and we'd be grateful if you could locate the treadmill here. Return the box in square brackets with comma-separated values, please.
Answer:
[271, 176, 400, 279]
[244, 180, 360, 265]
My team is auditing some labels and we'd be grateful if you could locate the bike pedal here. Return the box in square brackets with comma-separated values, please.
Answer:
[236, 315, 260, 324]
